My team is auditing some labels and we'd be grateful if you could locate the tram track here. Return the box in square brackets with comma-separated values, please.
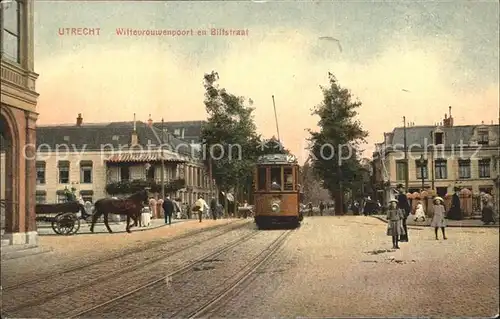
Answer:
[2, 220, 241, 291]
[5, 226, 260, 318]
[70, 229, 293, 319]
[2, 221, 251, 314]
[187, 229, 292, 318]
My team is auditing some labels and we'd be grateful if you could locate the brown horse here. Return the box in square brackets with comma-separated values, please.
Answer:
[89, 190, 149, 233]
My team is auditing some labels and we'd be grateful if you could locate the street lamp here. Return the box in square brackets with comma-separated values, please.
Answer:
[419, 154, 425, 190]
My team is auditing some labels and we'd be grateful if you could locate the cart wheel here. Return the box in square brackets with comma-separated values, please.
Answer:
[52, 213, 78, 235]
[69, 218, 81, 235]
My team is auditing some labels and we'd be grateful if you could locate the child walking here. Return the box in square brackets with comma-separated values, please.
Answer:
[386, 199, 405, 249]
[431, 197, 447, 240]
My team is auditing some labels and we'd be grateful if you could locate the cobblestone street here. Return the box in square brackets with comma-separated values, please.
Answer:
[1, 216, 498, 318]
[215, 216, 499, 318]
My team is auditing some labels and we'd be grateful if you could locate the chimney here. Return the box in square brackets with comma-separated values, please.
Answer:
[444, 105, 454, 127]
[76, 113, 83, 126]
[131, 113, 138, 146]
[147, 114, 153, 127]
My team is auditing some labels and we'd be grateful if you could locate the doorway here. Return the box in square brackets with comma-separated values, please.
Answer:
[1, 112, 15, 238]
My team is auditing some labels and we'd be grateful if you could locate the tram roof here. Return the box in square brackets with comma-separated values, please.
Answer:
[256, 154, 298, 165]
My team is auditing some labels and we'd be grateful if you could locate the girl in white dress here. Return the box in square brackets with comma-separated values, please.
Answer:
[414, 201, 426, 222]
[430, 197, 447, 240]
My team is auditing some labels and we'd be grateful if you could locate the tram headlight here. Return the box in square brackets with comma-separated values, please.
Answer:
[271, 203, 280, 213]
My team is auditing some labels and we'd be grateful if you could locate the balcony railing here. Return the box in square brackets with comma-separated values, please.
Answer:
[105, 178, 186, 195]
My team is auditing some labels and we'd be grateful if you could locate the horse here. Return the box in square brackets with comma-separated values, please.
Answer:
[89, 189, 149, 233]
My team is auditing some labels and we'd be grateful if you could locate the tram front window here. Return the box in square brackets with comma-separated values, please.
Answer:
[258, 167, 267, 190]
[270, 167, 282, 191]
[284, 167, 293, 190]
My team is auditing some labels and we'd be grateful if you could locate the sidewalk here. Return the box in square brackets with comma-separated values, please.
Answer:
[37, 218, 186, 236]
[371, 215, 499, 228]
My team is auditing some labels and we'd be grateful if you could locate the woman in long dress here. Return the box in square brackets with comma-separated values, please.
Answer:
[481, 194, 496, 225]
[386, 199, 405, 249]
[431, 197, 447, 240]
[414, 201, 426, 222]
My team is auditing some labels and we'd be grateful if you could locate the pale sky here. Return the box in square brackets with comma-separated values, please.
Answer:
[34, 1, 500, 162]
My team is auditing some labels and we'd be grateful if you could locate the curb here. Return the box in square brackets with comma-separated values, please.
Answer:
[37, 219, 186, 236]
[1, 246, 54, 261]
[370, 216, 499, 228]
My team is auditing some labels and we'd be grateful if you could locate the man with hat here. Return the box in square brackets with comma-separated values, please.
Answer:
[396, 184, 411, 242]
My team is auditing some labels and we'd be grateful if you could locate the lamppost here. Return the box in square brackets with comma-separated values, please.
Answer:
[419, 154, 425, 190]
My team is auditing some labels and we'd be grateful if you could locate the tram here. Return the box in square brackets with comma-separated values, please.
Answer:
[253, 153, 303, 229]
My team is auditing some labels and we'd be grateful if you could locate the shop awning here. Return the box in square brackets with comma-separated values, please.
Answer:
[105, 152, 186, 164]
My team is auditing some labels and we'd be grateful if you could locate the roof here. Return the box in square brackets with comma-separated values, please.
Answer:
[257, 154, 298, 165]
[105, 150, 186, 163]
[152, 120, 205, 142]
[36, 121, 194, 156]
[383, 124, 499, 149]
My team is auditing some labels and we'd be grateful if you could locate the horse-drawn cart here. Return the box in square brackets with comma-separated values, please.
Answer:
[35, 202, 86, 235]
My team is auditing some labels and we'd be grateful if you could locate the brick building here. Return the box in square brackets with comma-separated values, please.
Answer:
[1, 0, 39, 247]
[372, 109, 500, 206]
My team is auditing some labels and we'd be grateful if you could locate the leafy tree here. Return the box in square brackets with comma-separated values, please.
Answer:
[201, 71, 260, 207]
[308, 73, 368, 214]
[301, 160, 330, 204]
[256, 136, 290, 156]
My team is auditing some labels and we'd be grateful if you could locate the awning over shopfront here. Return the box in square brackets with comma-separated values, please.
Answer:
[105, 151, 186, 164]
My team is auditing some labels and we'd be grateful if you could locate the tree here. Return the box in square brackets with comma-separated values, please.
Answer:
[201, 71, 260, 210]
[308, 73, 368, 215]
[256, 136, 290, 156]
[301, 160, 330, 204]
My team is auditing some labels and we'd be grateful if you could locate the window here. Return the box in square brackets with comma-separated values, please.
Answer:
[479, 187, 492, 195]
[436, 187, 447, 197]
[57, 194, 66, 203]
[270, 167, 282, 191]
[284, 167, 293, 190]
[146, 166, 155, 180]
[36, 161, 46, 185]
[197, 169, 202, 187]
[435, 159, 447, 179]
[257, 167, 267, 190]
[434, 132, 444, 145]
[120, 166, 130, 181]
[80, 161, 93, 184]
[478, 159, 491, 178]
[458, 160, 471, 179]
[58, 161, 70, 184]
[82, 196, 93, 203]
[35, 191, 46, 204]
[80, 190, 94, 203]
[396, 160, 406, 181]
[1, 0, 21, 63]
[415, 160, 428, 179]
[477, 131, 489, 145]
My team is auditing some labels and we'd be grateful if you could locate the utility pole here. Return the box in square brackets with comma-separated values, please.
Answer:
[403, 116, 409, 192]
[161, 118, 165, 200]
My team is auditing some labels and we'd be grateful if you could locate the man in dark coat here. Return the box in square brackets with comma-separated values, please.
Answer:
[162, 195, 174, 225]
[396, 185, 410, 242]
[448, 188, 462, 220]
[210, 197, 217, 220]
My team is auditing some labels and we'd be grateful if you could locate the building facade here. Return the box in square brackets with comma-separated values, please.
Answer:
[372, 111, 500, 206]
[34, 115, 213, 205]
[1, 0, 40, 246]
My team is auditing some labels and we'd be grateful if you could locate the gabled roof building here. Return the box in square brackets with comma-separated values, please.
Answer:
[32, 114, 213, 206]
